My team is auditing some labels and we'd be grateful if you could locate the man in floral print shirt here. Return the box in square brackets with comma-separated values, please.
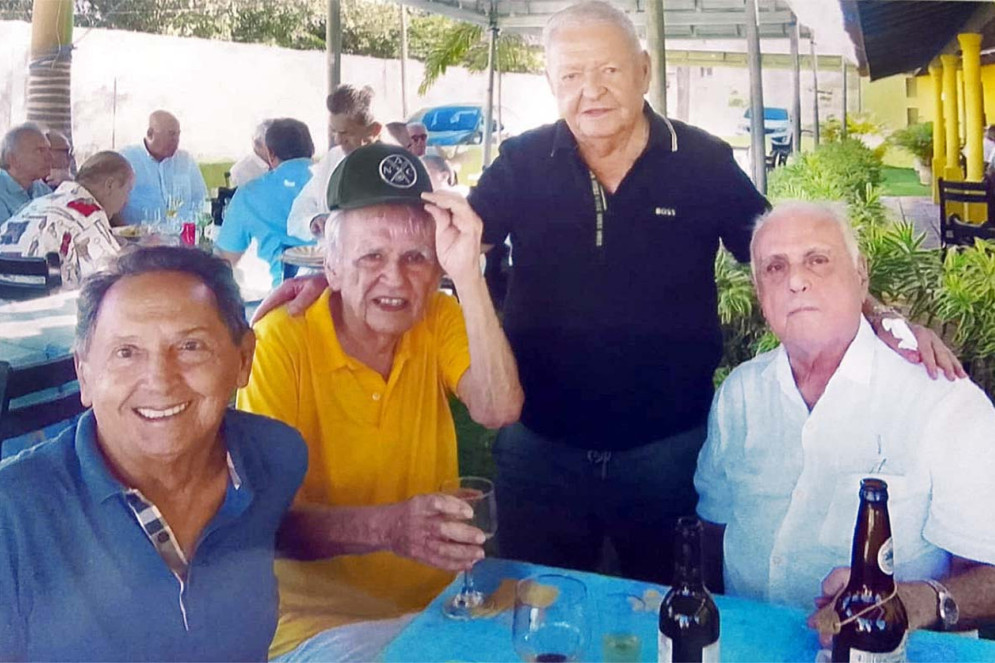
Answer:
[0, 151, 133, 285]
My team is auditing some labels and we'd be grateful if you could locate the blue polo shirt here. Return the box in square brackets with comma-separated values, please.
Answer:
[469, 105, 769, 449]
[215, 158, 314, 288]
[0, 408, 307, 661]
[0, 168, 50, 223]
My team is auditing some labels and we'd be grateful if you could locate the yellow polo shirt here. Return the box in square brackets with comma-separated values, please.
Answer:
[237, 289, 470, 657]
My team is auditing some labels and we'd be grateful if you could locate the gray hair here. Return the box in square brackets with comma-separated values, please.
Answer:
[542, 1, 642, 58]
[252, 119, 274, 148]
[0, 122, 45, 169]
[326, 84, 376, 126]
[749, 201, 861, 280]
[75, 246, 250, 355]
[324, 204, 436, 264]
[76, 151, 133, 189]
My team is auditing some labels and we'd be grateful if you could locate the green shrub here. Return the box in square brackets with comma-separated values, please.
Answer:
[768, 138, 882, 204]
[888, 122, 933, 163]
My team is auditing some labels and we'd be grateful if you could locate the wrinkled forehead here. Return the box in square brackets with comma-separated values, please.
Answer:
[754, 213, 846, 261]
[17, 130, 49, 152]
[341, 204, 436, 251]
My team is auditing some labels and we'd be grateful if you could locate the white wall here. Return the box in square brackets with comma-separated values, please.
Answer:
[0, 20, 848, 162]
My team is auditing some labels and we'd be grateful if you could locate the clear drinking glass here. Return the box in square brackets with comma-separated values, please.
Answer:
[440, 476, 497, 620]
[513, 574, 587, 662]
[601, 593, 644, 663]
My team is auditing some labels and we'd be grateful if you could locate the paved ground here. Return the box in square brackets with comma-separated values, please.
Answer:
[881, 196, 940, 248]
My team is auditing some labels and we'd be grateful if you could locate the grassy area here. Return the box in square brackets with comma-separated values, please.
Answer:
[199, 161, 235, 190]
[451, 397, 497, 479]
[880, 165, 930, 197]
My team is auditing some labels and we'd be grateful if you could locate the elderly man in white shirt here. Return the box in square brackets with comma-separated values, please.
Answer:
[694, 201, 995, 641]
[286, 84, 381, 241]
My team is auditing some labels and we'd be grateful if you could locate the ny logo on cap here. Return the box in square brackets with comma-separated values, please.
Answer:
[379, 154, 418, 189]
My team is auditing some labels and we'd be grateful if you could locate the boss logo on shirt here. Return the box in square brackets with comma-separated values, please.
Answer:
[654, 207, 677, 217]
[379, 154, 418, 189]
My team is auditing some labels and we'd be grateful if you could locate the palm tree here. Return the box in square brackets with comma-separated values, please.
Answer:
[418, 22, 541, 95]
[27, 0, 74, 145]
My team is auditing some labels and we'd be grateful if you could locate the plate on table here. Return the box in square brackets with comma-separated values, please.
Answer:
[111, 225, 145, 242]
[282, 245, 325, 268]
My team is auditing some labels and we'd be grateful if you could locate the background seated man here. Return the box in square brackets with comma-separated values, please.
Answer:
[0, 123, 52, 223]
[0, 246, 307, 660]
[694, 202, 995, 641]
[45, 129, 75, 187]
[237, 143, 522, 658]
[0, 151, 133, 285]
[215, 118, 315, 291]
[230, 119, 273, 187]
[119, 110, 207, 225]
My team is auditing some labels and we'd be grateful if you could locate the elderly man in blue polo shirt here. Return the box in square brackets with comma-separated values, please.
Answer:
[119, 110, 208, 225]
[0, 247, 306, 660]
[0, 123, 52, 223]
[215, 118, 316, 290]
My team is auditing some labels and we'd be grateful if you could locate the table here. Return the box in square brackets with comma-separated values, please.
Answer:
[0, 290, 259, 368]
[383, 559, 995, 662]
[0, 290, 80, 367]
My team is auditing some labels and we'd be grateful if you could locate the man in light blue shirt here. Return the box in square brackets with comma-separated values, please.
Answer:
[118, 110, 207, 225]
[695, 202, 995, 638]
[0, 123, 52, 223]
[215, 118, 316, 290]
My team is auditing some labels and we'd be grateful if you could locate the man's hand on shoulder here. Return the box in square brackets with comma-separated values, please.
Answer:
[382, 493, 485, 572]
[864, 299, 966, 381]
[250, 273, 328, 324]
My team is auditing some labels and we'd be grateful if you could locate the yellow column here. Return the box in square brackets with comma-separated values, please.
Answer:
[941, 54, 962, 181]
[930, 64, 945, 202]
[959, 33, 984, 181]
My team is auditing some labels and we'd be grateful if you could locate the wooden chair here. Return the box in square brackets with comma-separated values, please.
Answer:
[0, 355, 84, 458]
[937, 178, 995, 250]
[0, 253, 62, 300]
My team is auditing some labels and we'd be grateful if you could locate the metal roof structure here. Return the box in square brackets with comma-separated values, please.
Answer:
[397, 0, 810, 39]
[841, 0, 995, 81]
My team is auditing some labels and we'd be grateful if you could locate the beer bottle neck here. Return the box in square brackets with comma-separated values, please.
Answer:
[848, 502, 895, 590]
[673, 529, 706, 589]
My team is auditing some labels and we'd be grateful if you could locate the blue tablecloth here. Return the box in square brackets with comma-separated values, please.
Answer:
[0, 290, 80, 367]
[382, 559, 995, 662]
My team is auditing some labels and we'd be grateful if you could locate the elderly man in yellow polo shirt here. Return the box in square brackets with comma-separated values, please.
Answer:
[237, 143, 523, 659]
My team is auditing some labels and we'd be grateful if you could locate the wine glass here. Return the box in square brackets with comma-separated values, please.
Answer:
[513, 574, 588, 662]
[440, 476, 497, 620]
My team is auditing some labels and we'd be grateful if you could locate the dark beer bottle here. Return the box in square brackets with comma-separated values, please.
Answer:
[658, 517, 720, 662]
[832, 478, 909, 662]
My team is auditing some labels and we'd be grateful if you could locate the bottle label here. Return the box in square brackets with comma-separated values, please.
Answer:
[849, 633, 906, 663]
[658, 634, 720, 663]
[878, 537, 895, 576]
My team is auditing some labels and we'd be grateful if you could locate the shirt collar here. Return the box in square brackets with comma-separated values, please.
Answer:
[0, 167, 37, 196]
[766, 315, 876, 405]
[550, 102, 678, 157]
[76, 408, 245, 503]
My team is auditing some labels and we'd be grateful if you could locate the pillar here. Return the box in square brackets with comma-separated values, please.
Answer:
[959, 33, 984, 182]
[930, 64, 945, 202]
[941, 54, 962, 181]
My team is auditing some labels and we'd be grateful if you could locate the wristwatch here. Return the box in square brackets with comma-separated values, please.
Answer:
[925, 579, 959, 630]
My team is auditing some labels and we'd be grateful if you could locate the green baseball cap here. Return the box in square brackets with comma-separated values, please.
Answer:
[326, 143, 433, 211]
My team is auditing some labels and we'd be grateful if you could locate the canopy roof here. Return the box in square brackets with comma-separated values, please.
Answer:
[398, 0, 810, 39]
[841, 0, 995, 81]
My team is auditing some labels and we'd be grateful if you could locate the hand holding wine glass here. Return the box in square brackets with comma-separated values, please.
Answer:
[440, 476, 497, 619]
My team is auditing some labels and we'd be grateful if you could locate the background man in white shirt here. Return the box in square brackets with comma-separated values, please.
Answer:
[695, 202, 995, 640]
[286, 84, 381, 240]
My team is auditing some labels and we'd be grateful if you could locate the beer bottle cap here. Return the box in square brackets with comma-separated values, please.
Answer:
[860, 477, 889, 502]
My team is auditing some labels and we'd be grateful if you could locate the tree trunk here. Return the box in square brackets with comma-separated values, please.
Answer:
[29, 0, 74, 145]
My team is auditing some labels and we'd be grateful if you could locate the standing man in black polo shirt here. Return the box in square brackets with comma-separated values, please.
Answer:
[466, 1, 765, 584]
[468, 1, 962, 585]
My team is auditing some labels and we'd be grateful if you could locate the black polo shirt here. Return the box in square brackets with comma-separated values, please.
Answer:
[469, 107, 769, 450]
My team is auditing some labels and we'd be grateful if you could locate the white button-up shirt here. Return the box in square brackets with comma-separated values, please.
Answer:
[286, 146, 345, 241]
[695, 317, 995, 610]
